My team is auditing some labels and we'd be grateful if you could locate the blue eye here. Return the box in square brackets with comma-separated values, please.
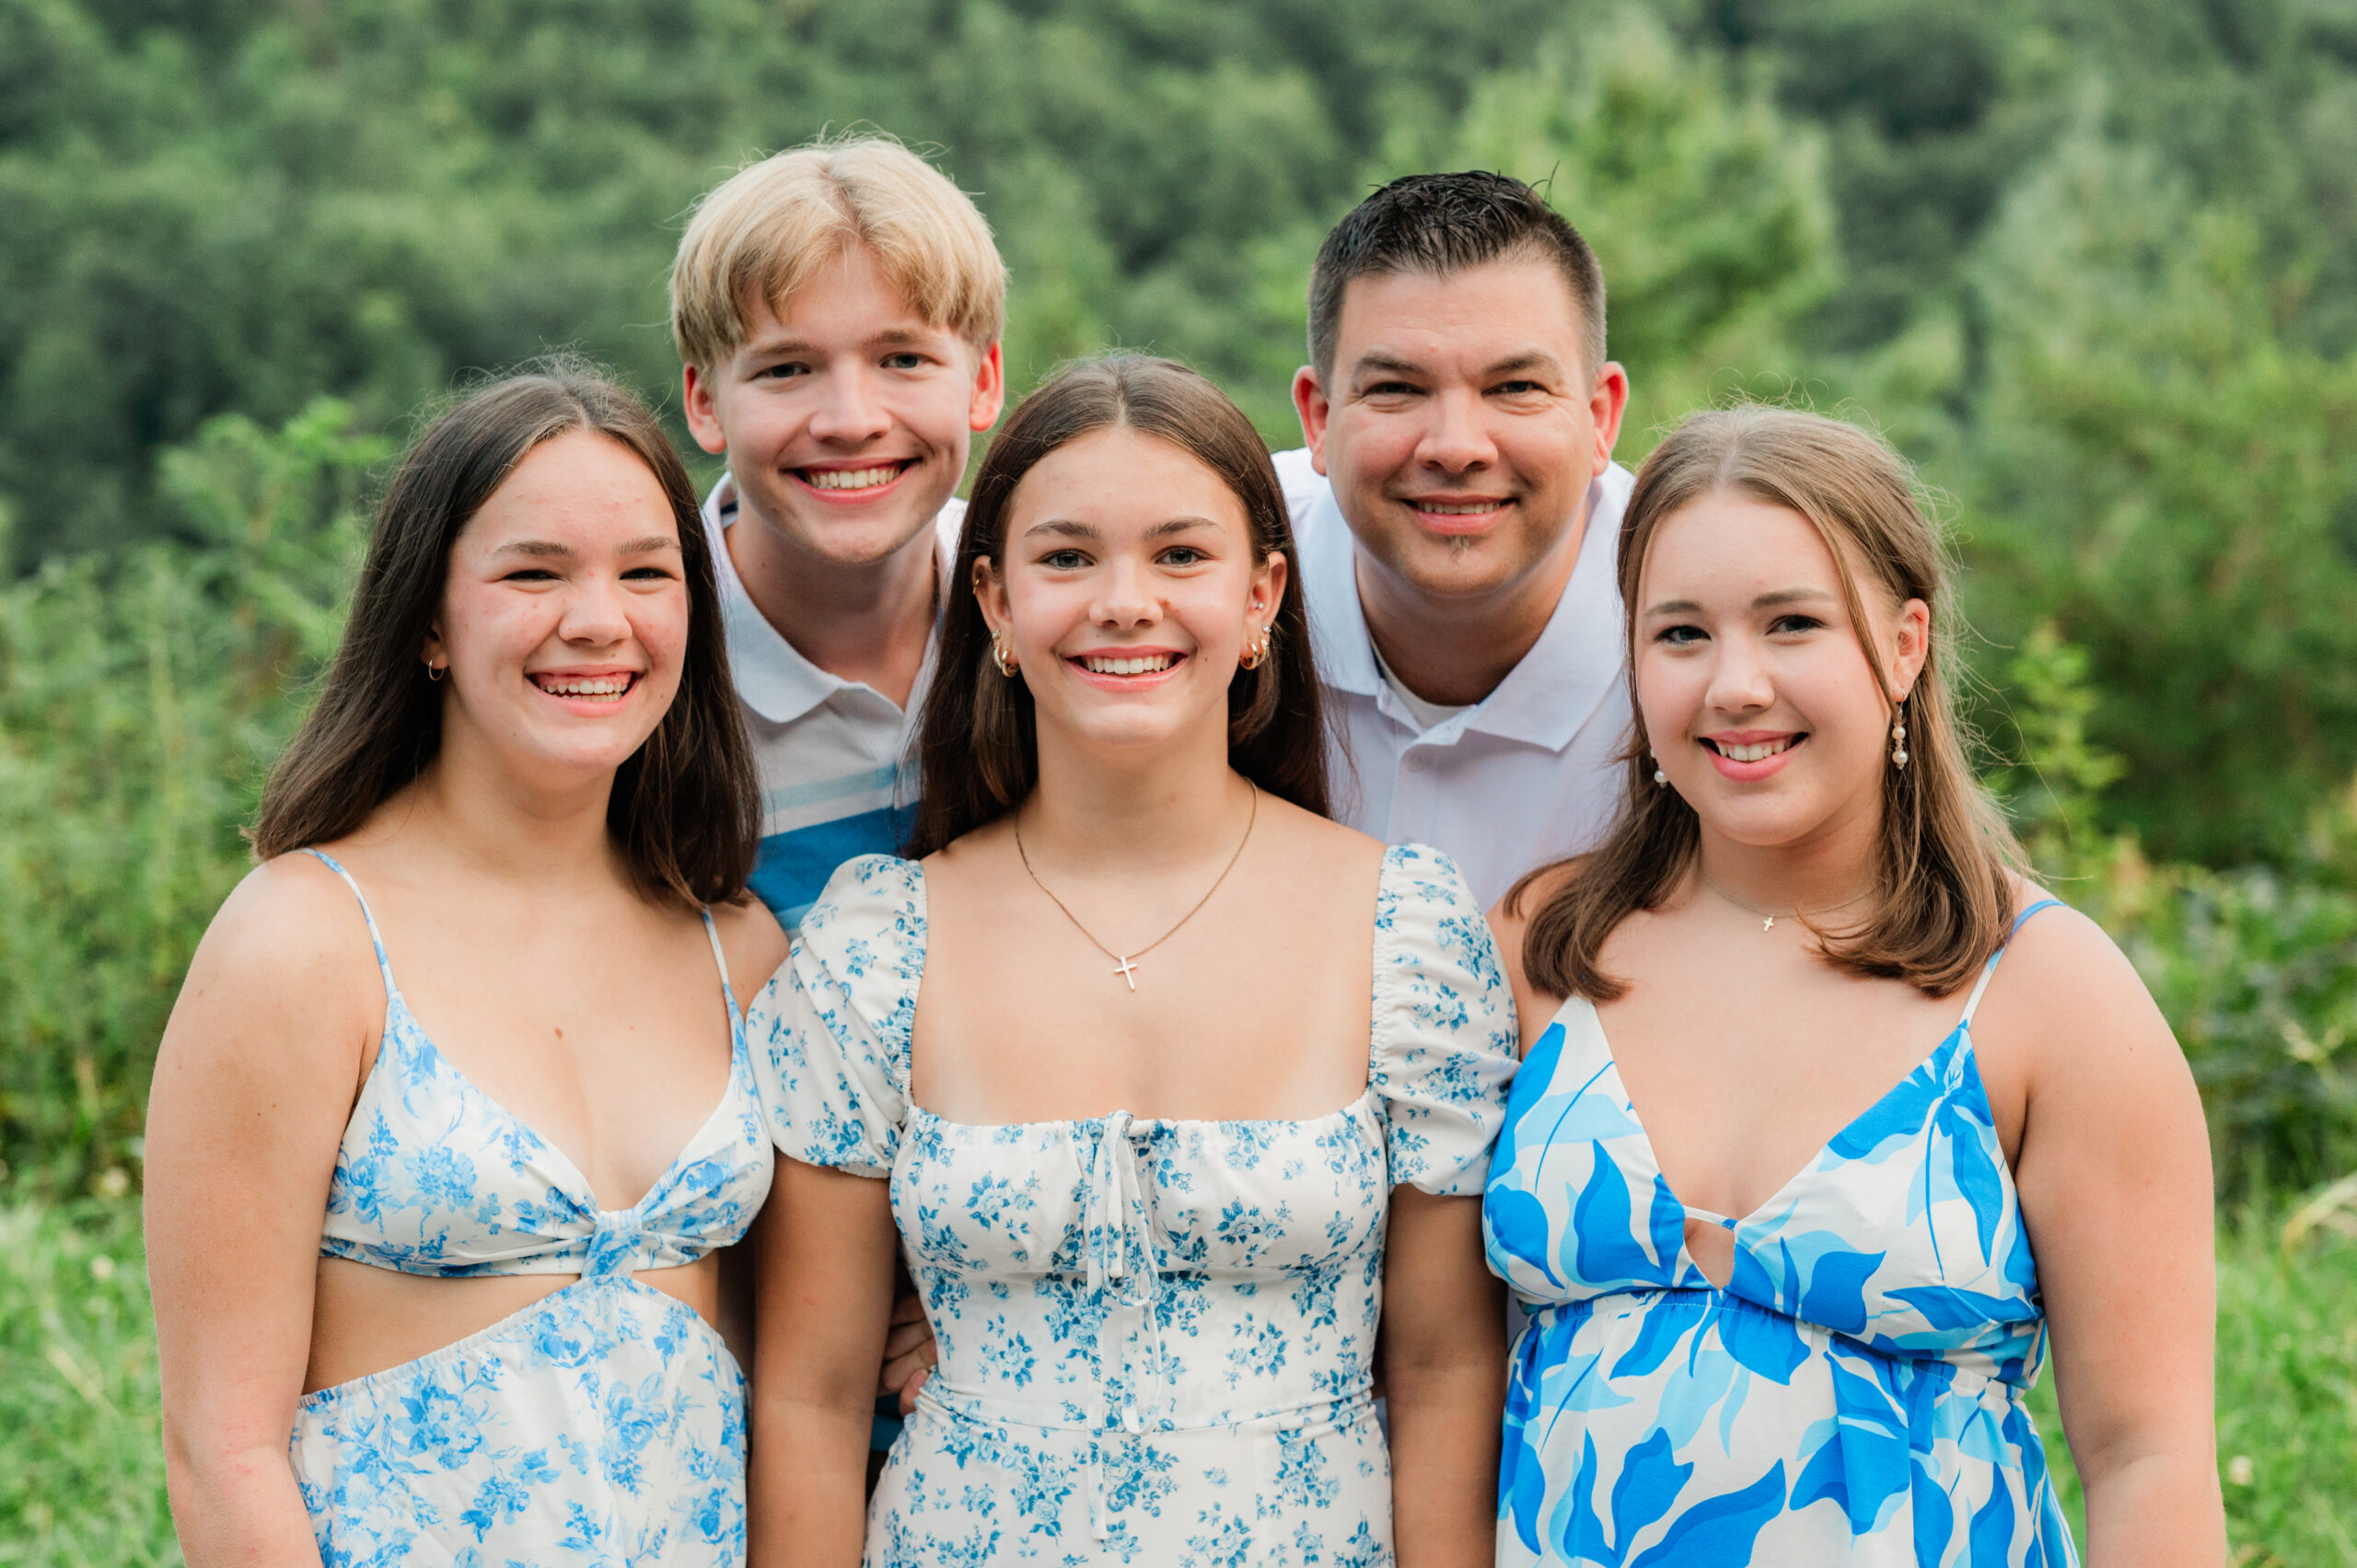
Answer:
[1655, 624, 1706, 646]
[1769, 614, 1826, 635]
[1159, 547, 1207, 567]
[1041, 549, 1088, 570]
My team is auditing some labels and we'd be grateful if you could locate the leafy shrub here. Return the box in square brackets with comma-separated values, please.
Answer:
[0, 401, 378, 1193]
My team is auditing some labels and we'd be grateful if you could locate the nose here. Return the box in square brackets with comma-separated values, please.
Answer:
[1415, 387, 1498, 477]
[808, 362, 893, 447]
[1704, 632, 1775, 716]
[558, 575, 633, 649]
[1090, 554, 1162, 630]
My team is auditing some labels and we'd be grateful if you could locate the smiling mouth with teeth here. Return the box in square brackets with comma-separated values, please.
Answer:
[1408, 499, 1507, 517]
[531, 673, 637, 703]
[1703, 736, 1802, 763]
[1076, 653, 1181, 676]
[798, 462, 912, 492]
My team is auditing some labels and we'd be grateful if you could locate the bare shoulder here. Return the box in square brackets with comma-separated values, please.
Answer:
[711, 896, 788, 988]
[1972, 881, 2181, 1086]
[158, 849, 384, 1086]
[189, 850, 382, 997]
[1257, 790, 1387, 877]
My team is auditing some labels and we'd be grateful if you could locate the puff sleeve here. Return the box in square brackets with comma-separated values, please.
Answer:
[1368, 843, 1520, 1196]
[746, 854, 926, 1179]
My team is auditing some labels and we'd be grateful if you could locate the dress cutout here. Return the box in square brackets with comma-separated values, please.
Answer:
[290, 849, 772, 1566]
[1484, 900, 2077, 1567]
[754, 844, 1518, 1566]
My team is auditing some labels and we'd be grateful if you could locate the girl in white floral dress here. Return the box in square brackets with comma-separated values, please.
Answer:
[748, 356, 1518, 1568]
[145, 369, 787, 1565]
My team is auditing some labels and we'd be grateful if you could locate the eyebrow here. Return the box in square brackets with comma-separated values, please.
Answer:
[741, 325, 938, 359]
[1350, 349, 1564, 382]
[1021, 516, 1225, 541]
[1643, 587, 1839, 616]
[491, 536, 678, 559]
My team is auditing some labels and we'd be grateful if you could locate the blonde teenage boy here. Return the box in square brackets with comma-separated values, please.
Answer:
[673, 138, 1006, 930]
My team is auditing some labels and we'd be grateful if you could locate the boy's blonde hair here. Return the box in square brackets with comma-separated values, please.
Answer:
[669, 136, 1006, 371]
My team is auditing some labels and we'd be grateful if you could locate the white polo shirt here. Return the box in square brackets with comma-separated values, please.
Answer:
[702, 474, 962, 930]
[1272, 449, 1635, 911]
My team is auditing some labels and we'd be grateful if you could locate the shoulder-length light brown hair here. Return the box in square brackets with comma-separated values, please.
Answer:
[252, 366, 761, 907]
[907, 354, 1328, 856]
[1513, 405, 2025, 999]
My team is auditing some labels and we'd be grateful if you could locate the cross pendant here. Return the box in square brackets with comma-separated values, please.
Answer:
[1110, 955, 1140, 990]
[1761, 916, 1777, 932]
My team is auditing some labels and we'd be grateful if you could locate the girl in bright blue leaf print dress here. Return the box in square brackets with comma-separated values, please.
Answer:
[1481, 408, 2223, 1568]
[746, 357, 1515, 1568]
[144, 371, 787, 1566]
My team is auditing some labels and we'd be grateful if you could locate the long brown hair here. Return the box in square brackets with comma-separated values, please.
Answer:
[252, 366, 761, 907]
[907, 354, 1328, 856]
[1513, 405, 2025, 999]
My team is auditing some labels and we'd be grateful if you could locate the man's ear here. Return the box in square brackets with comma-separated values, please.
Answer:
[683, 363, 729, 457]
[1291, 366, 1332, 477]
[1588, 361, 1631, 475]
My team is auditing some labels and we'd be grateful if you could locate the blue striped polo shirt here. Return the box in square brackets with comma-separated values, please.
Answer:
[702, 474, 963, 931]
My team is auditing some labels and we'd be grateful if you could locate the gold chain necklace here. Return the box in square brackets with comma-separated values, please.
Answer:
[1697, 866, 1875, 933]
[1014, 781, 1259, 991]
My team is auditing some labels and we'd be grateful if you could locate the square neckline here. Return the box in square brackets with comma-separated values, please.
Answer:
[898, 844, 1410, 1134]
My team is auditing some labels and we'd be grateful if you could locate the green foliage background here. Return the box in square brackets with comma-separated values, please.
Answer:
[5, 0, 2357, 1558]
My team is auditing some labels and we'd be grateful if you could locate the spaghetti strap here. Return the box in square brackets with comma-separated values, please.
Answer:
[1957, 897, 2066, 1028]
[302, 847, 400, 995]
[699, 906, 740, 1027]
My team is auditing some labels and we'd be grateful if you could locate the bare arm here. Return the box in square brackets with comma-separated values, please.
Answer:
[1994, 911, 2223, 1566]
[749, 1156, 900, 1567]
[144, 863, 372, 1566]
[1384, 1188, 1506, 1568]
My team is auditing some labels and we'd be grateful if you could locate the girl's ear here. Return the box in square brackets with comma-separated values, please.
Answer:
[1251, 551, 1289, 636]
[972, 556, 1011, 638]
[1890, 597, 1932, 700]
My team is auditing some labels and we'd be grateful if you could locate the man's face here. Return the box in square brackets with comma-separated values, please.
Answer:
[683, 241, 1004, 570]
[1293, 255, 1627, 606]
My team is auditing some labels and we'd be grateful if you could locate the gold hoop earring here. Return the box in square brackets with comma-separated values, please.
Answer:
[1239, 626, 1273, 671]
[1890, 696, 1910, 770]
[989, 634, 1018, 677]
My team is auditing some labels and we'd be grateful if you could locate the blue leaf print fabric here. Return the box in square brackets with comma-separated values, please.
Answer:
[750, 845, 1518, 1566]
[1483, 901, 2079, 1567]
[290, 851, 772, 1564]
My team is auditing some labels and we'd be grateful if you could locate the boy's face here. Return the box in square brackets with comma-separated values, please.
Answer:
[684, 241, 1004, 572]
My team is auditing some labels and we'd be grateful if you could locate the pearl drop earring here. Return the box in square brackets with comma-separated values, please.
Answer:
[1891, 697, 1910, 770]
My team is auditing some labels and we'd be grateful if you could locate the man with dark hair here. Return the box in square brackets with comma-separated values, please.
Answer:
[1280, 170, 1634, 908]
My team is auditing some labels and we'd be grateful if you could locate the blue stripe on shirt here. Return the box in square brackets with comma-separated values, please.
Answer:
[748, 806, 916, 928]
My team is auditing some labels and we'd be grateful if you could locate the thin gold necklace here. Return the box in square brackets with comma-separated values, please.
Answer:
[1014, 781, 1259, 991]
[1697, 866, 1875, 933]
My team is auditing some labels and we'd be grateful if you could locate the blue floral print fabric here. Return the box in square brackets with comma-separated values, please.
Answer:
[291, 850, 772, 1565]
[752, 845, 1518, 1566]
[1483, 900, 2077, 1567]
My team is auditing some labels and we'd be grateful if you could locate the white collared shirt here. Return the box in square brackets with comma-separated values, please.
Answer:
[702, 474, 963, 929]
[1273, 449, 1635, 911]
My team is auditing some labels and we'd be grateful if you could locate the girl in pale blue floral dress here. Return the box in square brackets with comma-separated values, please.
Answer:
[746, 356, 1518, 1567]
[145, 369, 787, 1565]
[1483, 408, 2223, 1566]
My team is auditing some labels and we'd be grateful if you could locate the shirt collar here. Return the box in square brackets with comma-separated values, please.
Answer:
[701, 472, 957, 726]
[1298, 461, 1633, 752]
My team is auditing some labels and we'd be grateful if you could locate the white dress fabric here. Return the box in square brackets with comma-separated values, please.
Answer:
[290, 851, 772, 1566]
[752, 845, 1519, 1566]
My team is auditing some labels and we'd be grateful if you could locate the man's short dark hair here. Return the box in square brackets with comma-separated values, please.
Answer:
[1306, 171, 1608, 385]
